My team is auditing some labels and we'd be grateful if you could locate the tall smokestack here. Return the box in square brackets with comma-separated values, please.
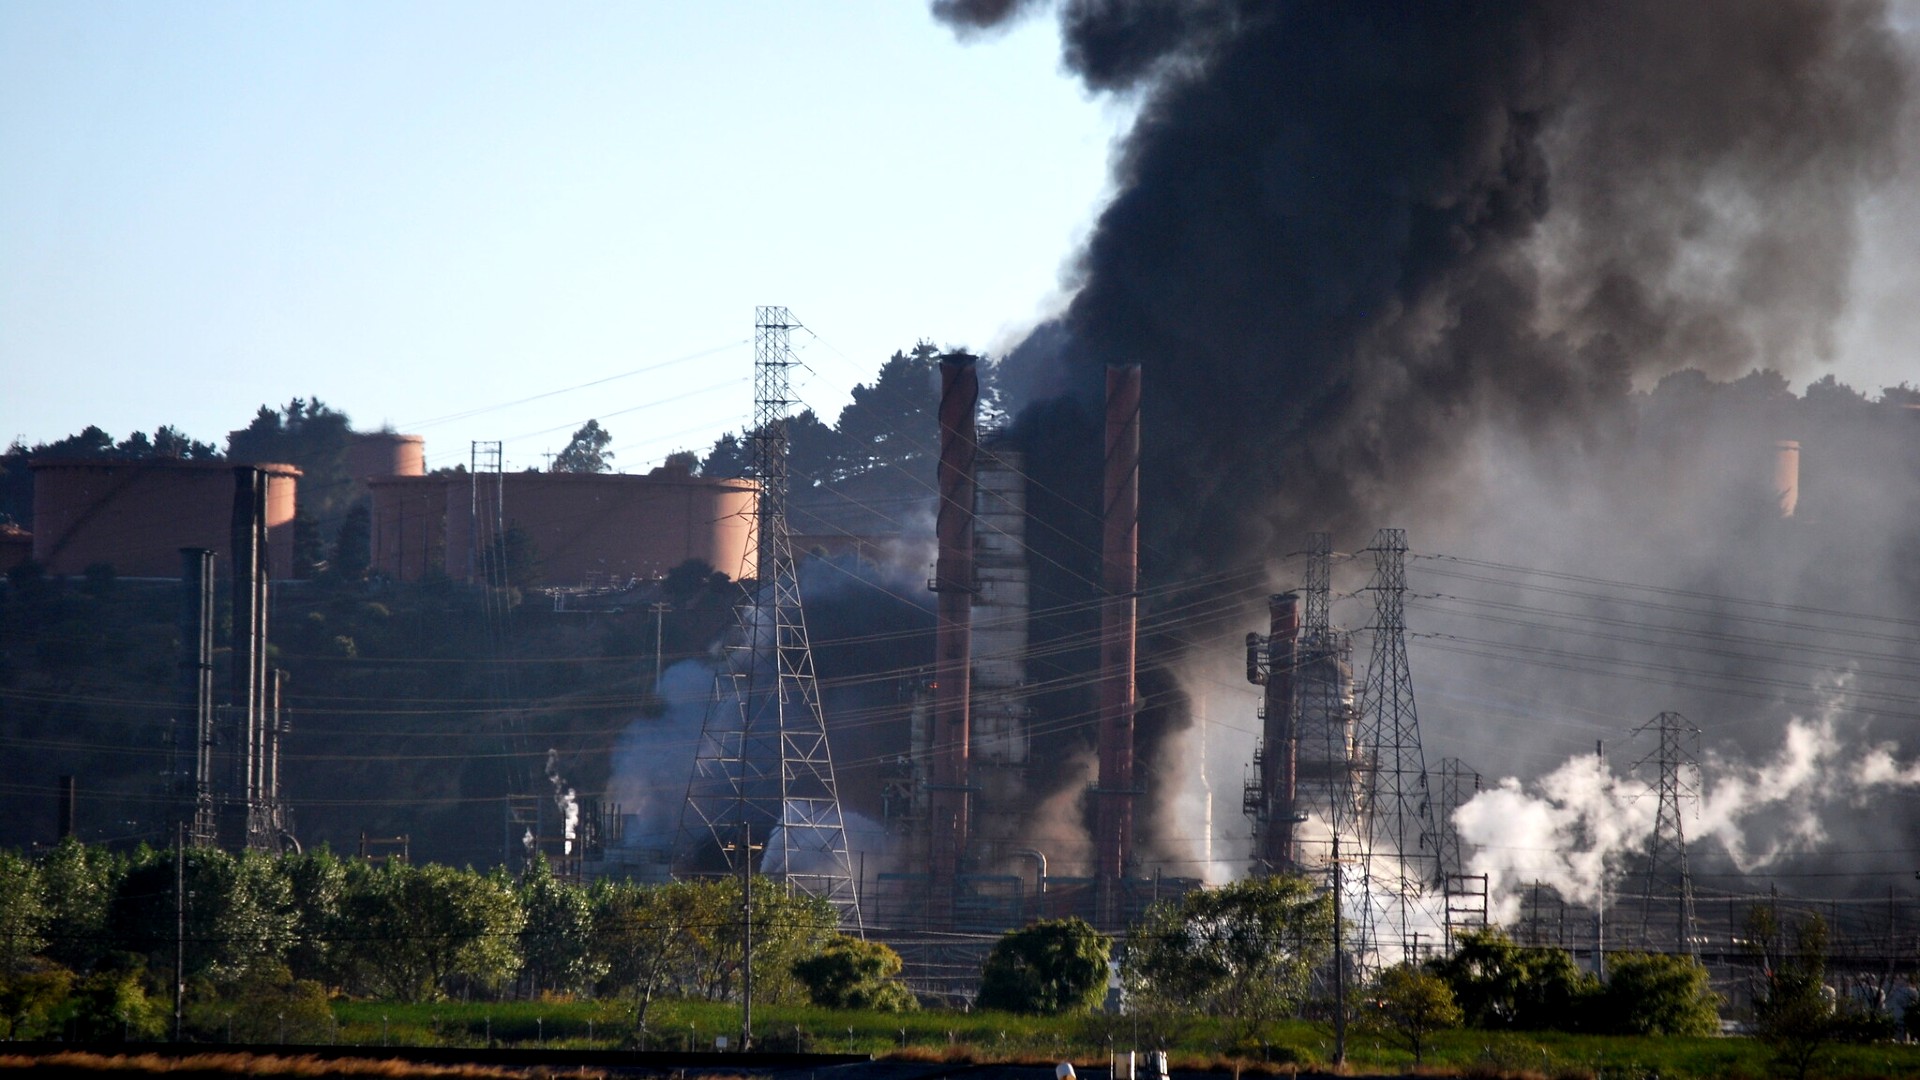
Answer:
[178, 547, 215, 843]
[1259, 592, 1302, 872]
[227, 466, 269, 850]
[929, 353, 979, 899]
[1095, 364, 1141, 891]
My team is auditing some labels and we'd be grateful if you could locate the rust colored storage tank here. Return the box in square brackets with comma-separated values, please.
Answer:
[1773, 439, 1799, 519]
[347, 433, 427, 480]
[367, 475, 452, 581]
[443, 470, 759, 586]
[0, 523, 31, 572]
[30, 460, 300, 578]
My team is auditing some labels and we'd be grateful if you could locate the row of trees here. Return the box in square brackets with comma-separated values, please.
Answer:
[974, 877, 1336, 1038]
[0, 841, 916, 1041]
[968, 879, 1732, 1065]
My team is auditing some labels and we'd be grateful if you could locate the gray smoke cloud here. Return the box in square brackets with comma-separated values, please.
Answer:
[938, 1, 1919, 883]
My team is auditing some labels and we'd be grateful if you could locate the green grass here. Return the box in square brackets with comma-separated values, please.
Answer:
[328, 1000, 1920, 1078]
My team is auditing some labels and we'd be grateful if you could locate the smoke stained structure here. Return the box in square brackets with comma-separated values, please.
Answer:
[937, 0, 1915, 875]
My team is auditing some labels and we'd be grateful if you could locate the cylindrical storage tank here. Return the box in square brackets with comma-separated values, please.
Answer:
[1773, 439, 1799, 519]
[30, 460, 301, 578]
[346, 433, 427, 480]
[445, 471, 760, 586]
[368, 476, 451, 581]
[0, 524, 32, 572]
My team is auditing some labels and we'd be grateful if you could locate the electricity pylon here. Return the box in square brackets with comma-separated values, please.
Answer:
[677, 307, 862, 929]
[1356, 528, 1440, 964]
[1632, 711, 1699, 956]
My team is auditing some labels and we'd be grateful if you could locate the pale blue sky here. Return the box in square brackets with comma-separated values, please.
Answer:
[0, 3, 1128, 471]
[4, 4, 1915, 475]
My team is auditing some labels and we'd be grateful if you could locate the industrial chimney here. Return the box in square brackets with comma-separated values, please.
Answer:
[928, 353, 979, 905]
[1258, 592, 1302, 872]
[1094, 364, 1141, 901]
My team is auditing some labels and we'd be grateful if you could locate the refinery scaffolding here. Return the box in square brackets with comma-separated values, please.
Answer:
[1435, 757, 1487, 950]
[676, 307, 862, 930]
[1243, 536, 1362, 874]
[1295, 532, 1363, 870]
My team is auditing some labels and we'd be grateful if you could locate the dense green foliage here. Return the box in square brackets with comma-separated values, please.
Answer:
[1594, 951, 1720, 1036]
[1740, 905, 1888, 1080]
[0, 840, 843, 1043]
[793, 936, 916, 1012]
[1122, 874, 1333, 1033]
[976, 917, 1111, 1016]
[1426, 928, 1597, 1031]
[1418, 930, 1723, 1041]
[552, 420, 614, 474]
[1359, 963, 1462, 1065]
[226, 398, 358, 534]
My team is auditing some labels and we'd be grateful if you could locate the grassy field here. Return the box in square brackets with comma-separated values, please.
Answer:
[328, 1000, 1920, 1078]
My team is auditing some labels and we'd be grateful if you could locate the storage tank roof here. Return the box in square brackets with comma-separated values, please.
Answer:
[29, 458, 302, 477]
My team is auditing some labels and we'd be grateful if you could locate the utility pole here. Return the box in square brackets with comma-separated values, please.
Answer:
[740, 822, 753, 1051]
[1594, 740, 1606, 979]
[650, 601, 671, 686]
[1331, 833, 1347, 1069]
[174, 822, 185, 1042]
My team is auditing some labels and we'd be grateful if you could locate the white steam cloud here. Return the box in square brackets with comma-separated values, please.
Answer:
[544, 748, 580, 854]
[1458, 674, 1920, 924]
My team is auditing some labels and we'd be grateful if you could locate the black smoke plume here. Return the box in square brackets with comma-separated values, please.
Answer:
[952, 0, 1903, 576]
[939, 1, 1911, 871]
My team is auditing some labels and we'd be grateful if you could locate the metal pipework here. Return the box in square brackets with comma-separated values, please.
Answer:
[179, 547, 215, 843]
[1095, 364, 1141, 883]
[928, 352, 979, 891]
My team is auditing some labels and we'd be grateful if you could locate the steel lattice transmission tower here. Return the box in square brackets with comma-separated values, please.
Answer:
[1632, 711, 1699, 956]
[1357, 528, 1441, 963]
[676, 307, 862, 928]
